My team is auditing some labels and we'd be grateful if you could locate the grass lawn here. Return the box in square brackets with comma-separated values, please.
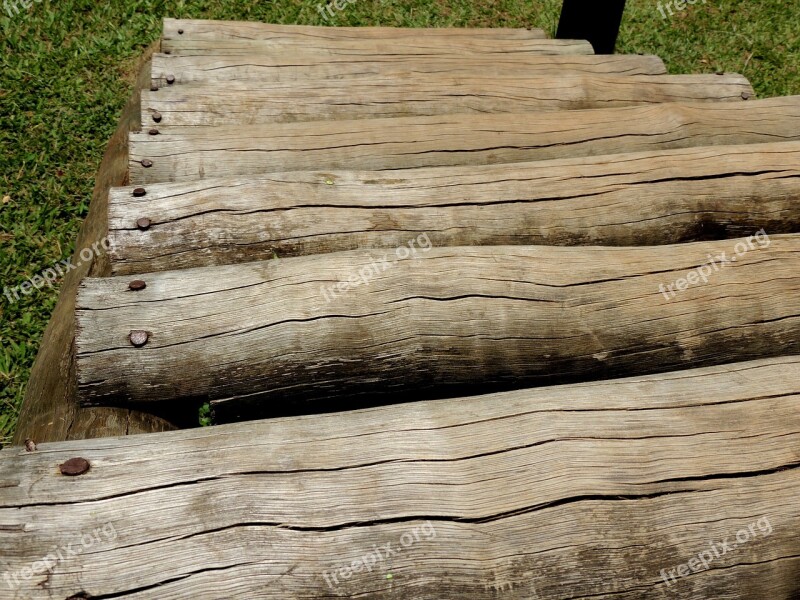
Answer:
[0, 0, 798, 446]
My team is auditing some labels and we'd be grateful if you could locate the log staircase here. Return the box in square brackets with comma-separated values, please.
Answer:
[2, 17, 799, 599]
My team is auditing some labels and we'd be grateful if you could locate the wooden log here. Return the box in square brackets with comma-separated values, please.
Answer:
[162, 17, 549, 42]
[150, 53, 666, 87]
[132, 96, 799, 183]
[76, 235, 800, 421]
[142, 73, 752, 128]
[110, 142, 800, 274]
[157, 37, 592, 60]
[10, 42, 177, 446]
[128, 97, 800, 181]
[2, 356, 799, 599]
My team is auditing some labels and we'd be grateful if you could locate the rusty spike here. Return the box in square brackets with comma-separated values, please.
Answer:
[60, 457, 90, 476]
[129, 330, 149, 347]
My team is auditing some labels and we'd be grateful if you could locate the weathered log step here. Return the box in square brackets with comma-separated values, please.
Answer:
[142, 74, 752, 128]
[150, 53, 666, 87]
[162, 17, 549, 42]
[4, 356, 799, 598]
[132, 97, 799, 183]
[76, 236, 800, 420]
[129, 95, 798, 182]
[111, 142, 800, 274]
[156, 38, 593, 61]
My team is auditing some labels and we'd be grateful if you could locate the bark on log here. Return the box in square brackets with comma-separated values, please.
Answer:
[76, 236, 800, 421]
[11, 43, 177, 445]
[141, 73, 752, 126]
[3, 356, 800, 599]
[150, 53, 665, 89]
[111, 141, 800, 274]
[161, 17, 549, 42]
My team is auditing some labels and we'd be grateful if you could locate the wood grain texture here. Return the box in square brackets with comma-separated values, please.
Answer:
[157, 36, 592, 60]
[111, 142, 800, 274]
[127, 93, 800, 178]
[141, 73, 752, 128]
[76, 236, 800, 421]
[149, 52, 665, 87]
[2, 356, 799, 599]
[131, 96, 800, 182]
[162, 17, 549, 41]
[11, 43, 177, 446]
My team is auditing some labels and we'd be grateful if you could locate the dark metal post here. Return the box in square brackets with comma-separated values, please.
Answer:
[556, 0, 627, 54]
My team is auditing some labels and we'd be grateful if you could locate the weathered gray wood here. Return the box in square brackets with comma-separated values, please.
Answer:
[141, 73, 752, 127]
[128, 94, 800, 173]
[162, 17, 549, 42]
[150, 53, 665, 87]
[132, 96, 800, 182]
[156, 37, 593, 61]
[111, 141, 800, 274]
[76, 236, 800, 420]
[10, 42, 177, 446]
[2, 357, 799, 598]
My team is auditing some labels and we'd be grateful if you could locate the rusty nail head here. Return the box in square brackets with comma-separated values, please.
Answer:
[741, 91, 752, 100]
[132, 187, 146, 197]
[60, 457, 90, 476]
[164, 49, 172, 55]
[178, 28, 184, 34]
[129, 280, 147, 291]
[129, 330, 149, 347]
[152, 112, 162, 123]
[24, 438, 36, 452]
[150, 84, 159, 92]
[136, 217, 151, 230]
[148, 128, 159, 136]
[166, 74, 175, 85]
[141, 159, 153, 168]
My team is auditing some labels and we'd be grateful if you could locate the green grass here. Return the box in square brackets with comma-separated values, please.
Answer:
[1, 0, 798, 446]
